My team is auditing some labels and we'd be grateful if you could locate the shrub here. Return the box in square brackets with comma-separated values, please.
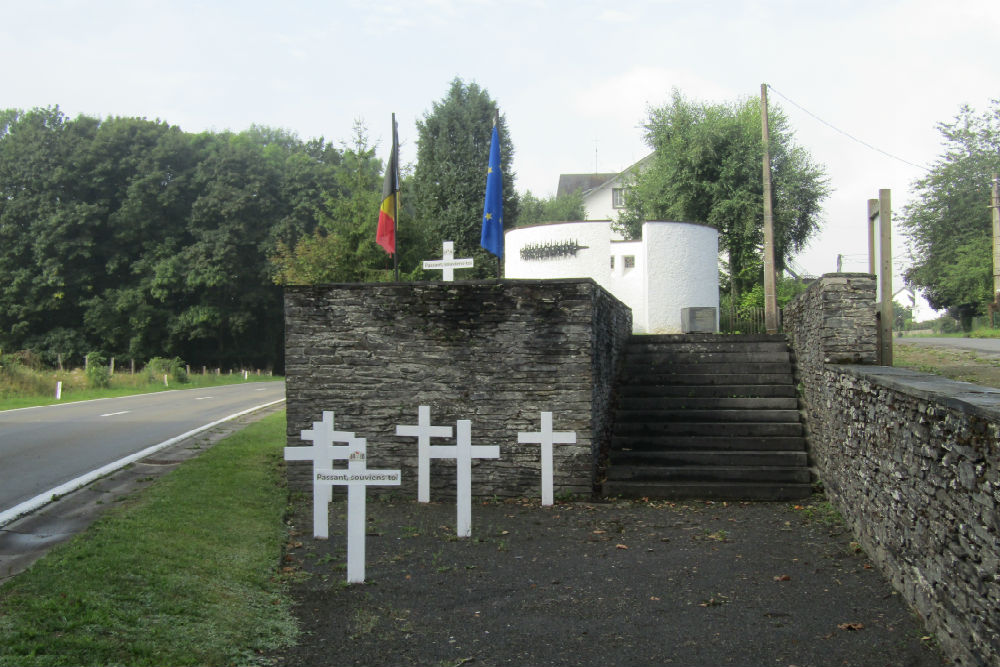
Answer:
[85, 352, 111, 389]
[146, 357, 189, 384]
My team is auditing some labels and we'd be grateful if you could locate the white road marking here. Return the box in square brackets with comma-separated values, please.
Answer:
[195, 397, 214, 401]
[100, 411, 131, 417]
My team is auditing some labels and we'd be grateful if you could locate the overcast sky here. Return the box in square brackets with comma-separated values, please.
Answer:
[4, 0, 998, 317]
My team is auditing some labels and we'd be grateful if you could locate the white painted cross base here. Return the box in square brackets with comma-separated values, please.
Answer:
[422, 241, 474, 281]
[517, 411, 577, 506]
[316, 437, 400, 584]
[283, 411, 355, 538]
[396, 405, 453, 503]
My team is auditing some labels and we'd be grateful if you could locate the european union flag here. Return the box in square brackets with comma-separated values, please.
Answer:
[480, 124, 503, 258]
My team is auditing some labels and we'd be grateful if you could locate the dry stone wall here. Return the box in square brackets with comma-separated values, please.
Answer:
[284, 279, 632, 500]
[785, 273, 1000, 667]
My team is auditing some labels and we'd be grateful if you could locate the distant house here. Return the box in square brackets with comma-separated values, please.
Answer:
[508, 154, 718, 335]
[557, 154, 654, 221]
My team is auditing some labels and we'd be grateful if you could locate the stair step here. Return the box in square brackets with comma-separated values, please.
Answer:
[624, 351, 793, 364]
[613, 422, 803, 437]
[624, 373, 795, 386]
[624, 363, 793, 376]
[618, 384, 799, 399]
[612, 450, 808, 467]
[622, 397, 799, 410]
[611, 435, 807, 452]
[614, 408, 802, 423]
[601, 480, 812, 501]
[606, 465, 812, 484]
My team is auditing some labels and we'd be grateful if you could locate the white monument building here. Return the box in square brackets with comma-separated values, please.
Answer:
[504, 160, 720, 334]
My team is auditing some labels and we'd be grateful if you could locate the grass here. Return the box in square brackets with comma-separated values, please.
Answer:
[0, 411, 297, 666]
[893, 344, 1000, 389]
[0, 372, 281, 412]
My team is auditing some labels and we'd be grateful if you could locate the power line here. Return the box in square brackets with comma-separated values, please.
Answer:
[766, 84, 931, 173]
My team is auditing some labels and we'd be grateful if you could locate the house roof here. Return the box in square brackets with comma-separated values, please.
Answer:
[556, 153, 656, 198]
[556, 173, 618, 198]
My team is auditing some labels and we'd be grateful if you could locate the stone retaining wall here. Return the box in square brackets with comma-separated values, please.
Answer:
[284, 279, 632, 500]
[784, 274, 1000, 667]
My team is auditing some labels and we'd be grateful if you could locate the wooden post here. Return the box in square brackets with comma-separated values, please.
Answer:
[992, 174, 1000, 300]
[760, 84, 779, 334]
[877, 190, 893, 365]
[867, 198, 878, 274]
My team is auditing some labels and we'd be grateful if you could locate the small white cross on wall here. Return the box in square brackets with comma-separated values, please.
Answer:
[422, 241, 474, 281]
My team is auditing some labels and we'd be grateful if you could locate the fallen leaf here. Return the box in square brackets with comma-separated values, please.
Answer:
[774, 574, 792, 582]
[650, 596, 660, 601]
[616, 544, 629, 550]
[838, 622, 865, 631]
[593, 530, 606, 534]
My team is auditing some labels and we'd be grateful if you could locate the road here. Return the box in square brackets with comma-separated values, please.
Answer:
[895, 336, 1000, 358]
[0, 382, 285, 519]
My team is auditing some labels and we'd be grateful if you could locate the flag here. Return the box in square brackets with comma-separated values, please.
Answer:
[376, 116, 399, 255]
[480, 122, 503, 258]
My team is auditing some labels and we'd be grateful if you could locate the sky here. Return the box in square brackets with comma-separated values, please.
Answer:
[3, 0, 999, 319]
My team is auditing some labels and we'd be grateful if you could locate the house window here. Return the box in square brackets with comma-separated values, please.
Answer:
[610, 256, 615, 269]
[612, 188, 625, 208]
[623, 255, 635, 269]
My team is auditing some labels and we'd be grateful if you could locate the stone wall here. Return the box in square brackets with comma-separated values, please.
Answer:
[284, 279, 632, 500]
[784, 274, 1000, 667]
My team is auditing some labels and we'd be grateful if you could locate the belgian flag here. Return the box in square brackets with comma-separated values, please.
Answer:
[376, 114, 399, 256]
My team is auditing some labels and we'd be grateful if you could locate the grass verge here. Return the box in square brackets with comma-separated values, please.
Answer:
[0, 373, 282, 412]
[0, 411, 297, 666]
[894, 344, 1000, 389]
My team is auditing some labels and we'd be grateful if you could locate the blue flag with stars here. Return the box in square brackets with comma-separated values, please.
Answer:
[480, 124, 503, 258]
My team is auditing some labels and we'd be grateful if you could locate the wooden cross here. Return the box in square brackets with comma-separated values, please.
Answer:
[396, 405, 453, 503]
[422, 241, 474, 281]
[517, 411, 577, 506]
[454, 420, 500, 537]
[284, 411, 355, 538]
[316, 437, 400, 583]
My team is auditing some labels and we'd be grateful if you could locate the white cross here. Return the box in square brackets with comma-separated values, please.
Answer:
[517, 411, 577, 506]
[453, 420, 500, 537]
[315, 437, 401, 584]
[422, 241, 474, 281]
[396, 405, 453, 503]
[284, 411, 355, 538]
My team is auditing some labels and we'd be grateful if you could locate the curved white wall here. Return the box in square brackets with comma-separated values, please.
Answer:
[504, 221, 719, 334]
[641, 222, 719, 333]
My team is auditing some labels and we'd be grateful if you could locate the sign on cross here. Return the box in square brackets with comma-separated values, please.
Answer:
[316, 437, 400, 583]
[396, 405, 453, 502]
[422, 241, 474, 281]
[284, 411, 355, 538]
[517, 411, 577, 505]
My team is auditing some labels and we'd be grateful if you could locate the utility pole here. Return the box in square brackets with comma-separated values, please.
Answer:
[760, 83, 779, 334]
[992, 174, 1000, 300]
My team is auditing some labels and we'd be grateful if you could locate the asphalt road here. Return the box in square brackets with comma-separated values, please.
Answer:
[0, 381, 285, 517]
[896, 336, 1000, 357]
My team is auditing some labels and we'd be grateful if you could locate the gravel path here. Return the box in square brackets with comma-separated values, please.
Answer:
[271, 495, 948, 667]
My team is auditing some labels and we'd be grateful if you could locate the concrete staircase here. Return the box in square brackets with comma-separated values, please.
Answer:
[602, 334, 811, 501]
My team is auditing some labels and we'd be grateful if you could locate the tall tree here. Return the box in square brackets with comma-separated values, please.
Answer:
[517, 189, 585, 227]
[617, 90, 828, 300]
[411, 78, 518, 277]
[901, 100, 1000, 327]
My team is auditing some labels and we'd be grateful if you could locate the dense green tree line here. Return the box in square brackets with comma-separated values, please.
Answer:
[0, 107, 353, 371]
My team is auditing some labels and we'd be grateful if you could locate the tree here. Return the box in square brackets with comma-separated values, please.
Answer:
[901, 100, 1000, 327]
[617, 89, 829, 301]
[517, 189, 585, 227]
[411, 78, 518, 277]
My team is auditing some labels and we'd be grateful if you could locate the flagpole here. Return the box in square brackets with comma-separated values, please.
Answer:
[392, 113, 400, 282]
[493, 110, 501, 280]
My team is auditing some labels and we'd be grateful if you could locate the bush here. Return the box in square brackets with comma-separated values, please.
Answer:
[146, 357, 188, 384]
[85, 352, 111, 389]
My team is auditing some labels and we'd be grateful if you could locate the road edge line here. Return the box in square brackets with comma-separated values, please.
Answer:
[0, 398, 286, 528]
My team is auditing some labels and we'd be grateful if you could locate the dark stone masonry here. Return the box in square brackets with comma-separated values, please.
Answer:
[284, 279, 632, 500]
[785, 273, 1000, 667]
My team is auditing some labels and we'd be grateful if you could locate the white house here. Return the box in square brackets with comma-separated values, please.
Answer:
[504, 220, 719, 334]
[557, 154, 654, 221]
